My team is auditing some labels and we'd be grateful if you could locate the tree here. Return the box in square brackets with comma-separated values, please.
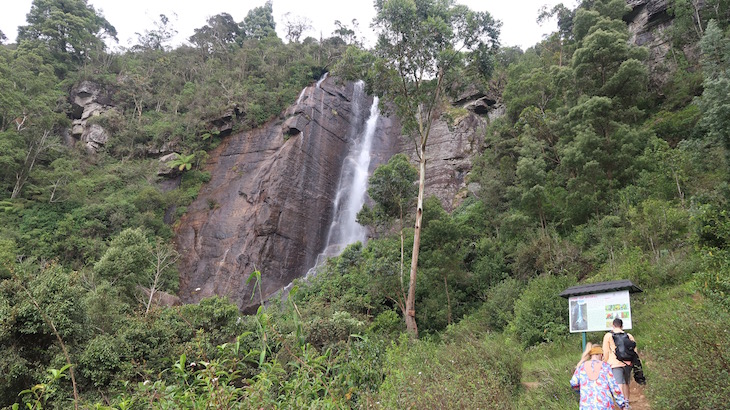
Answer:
[0, 46, 64, 199]
[697, 20, 730, 148]
[133, 14, 177, 52]
[93, 228, 151, 305]
[240, 1, 277, 41]
[190, 13, 241, 56]
[17, 0, 117, 67]
[283, 13, 312, 43]
[144, 241, 179, 314]
[372, 0, 500, 336]
[358, 154, 418, 294]
[333, 19, 360, 46]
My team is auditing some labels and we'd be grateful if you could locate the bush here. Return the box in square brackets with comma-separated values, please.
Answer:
[305, 310, 364, 349]
[374, 333, 521, 409]
[509, 275, 573, 347]
[79, 334, 129, 387]
[481, 278, 525, 331]
[370, 309, 403, 336]
[641, 287, 730, 409]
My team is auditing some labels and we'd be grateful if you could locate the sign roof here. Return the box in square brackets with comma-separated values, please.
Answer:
[559, 279, 642, 298]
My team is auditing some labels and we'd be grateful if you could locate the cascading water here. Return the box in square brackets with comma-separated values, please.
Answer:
[305, 81, 380, 278]
[316, 72, 329, 88]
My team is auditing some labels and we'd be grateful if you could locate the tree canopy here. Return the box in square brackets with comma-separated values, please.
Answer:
[17, 0, 116, 68]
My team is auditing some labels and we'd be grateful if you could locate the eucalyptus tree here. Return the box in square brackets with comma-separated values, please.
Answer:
[697, 19, 730, 149]
[358, 154, 418, 299]
[0, 45, 65, 200]
[372, 0, 500, 336]
[240, 0, 277, 41]
[17, 0, 116, 69]
[189, 13, 241, 56]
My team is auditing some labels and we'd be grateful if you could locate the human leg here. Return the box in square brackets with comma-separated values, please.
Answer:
[612, 365, 632, 403]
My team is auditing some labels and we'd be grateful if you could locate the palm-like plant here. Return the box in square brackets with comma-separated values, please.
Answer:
[168, 153, 195, 171]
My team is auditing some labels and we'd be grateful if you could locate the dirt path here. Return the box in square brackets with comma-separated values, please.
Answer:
[628, 383, 650, 410]
[613, 383, 649, 410]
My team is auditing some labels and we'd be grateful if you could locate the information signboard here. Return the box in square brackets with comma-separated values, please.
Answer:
[568, 290, 632, 333]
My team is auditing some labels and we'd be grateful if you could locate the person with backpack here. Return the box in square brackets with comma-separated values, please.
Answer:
[602, 318, 637, 407]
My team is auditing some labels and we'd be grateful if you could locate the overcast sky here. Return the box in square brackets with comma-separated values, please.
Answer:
[1, 0, 579, 51]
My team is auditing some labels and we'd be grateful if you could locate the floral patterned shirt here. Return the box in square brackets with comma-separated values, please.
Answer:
[570, 360, 627, 409]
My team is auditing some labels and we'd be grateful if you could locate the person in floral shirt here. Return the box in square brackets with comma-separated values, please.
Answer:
[570, 343, 628, 409]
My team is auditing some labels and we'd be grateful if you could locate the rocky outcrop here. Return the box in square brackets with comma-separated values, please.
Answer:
[398, 110, 488, 212]
[624, 0, 699, 90]
[175, 78, 399, 312]
[68, 81, 115, 153]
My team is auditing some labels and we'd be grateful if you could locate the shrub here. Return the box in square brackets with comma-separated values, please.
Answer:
[305, 310, 364, 349]
[509, 275, 573, 347]
[78, 334, 129, 387]
[481, 278, 525, 331]
[641, 287, 730, 409]
[375, 333, 521, 409]
[369, 309, 403, 336]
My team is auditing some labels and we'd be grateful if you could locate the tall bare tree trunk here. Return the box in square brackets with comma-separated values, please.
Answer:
[405, 146, 426, 337]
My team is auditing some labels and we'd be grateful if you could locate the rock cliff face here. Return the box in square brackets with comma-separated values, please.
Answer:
[624, 0, 698, 89]
[398, 112, 487, 212]
[174, 76, 491, 310]
[175, 78, 399, 311]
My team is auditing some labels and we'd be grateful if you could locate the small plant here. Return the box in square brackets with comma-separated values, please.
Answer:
[168, 153, 195, 171]
[15, 364, 72, 410]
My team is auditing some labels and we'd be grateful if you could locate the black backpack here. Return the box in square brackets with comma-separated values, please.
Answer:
[611, 332, 637, 361]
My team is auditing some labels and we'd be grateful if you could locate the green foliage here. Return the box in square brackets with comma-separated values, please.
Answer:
[15, 364, 72, 410]
[509, 275, 573, 347]
[698, 20, 730, 149]
[17, 0, 117, 71]
[696, 205, 730, 309]
[649, 104, 701, 144]
[375, 333, 521, 409]
[516, 336, 584, 409]
[480, 278, 525, 331]
[240, 1, 277, 40]
[78, 334, 127, 387]
[640, 286, 730, 409]
[3, 0, 730, 408]
[363, 153, 418, 224]
[93, 227, 151, 303]
[168, 152, 195, 171]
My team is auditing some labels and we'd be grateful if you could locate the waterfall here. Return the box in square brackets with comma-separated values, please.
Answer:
[296, 87, 307, 105]
[316, 72, 329, 88]
[306, 81, 380, 278]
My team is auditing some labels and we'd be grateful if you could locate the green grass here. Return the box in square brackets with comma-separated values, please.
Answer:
[517, 336, 582, 409]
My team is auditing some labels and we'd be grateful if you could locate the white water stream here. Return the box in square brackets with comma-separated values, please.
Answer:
[304, 81, 380, 278]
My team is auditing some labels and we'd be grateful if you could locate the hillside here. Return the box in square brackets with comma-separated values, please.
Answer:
[1, 0, 729, 408]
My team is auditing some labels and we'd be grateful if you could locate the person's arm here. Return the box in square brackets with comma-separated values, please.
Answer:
[605, 365, 628, 408]
[602, 332, 611, 363]
[629, 333, 638, 354]
[570, 366, 581, 390]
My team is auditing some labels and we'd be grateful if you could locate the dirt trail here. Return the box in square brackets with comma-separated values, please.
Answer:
[613, 383, 649, 410]
[628, 383, 650, 410]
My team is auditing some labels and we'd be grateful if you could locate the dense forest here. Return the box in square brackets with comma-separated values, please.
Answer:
[1, 0, 729, 408]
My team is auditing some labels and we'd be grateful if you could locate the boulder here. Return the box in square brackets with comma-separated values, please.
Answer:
[158, 153, 180, 177]
[82, 124, 110, 153]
